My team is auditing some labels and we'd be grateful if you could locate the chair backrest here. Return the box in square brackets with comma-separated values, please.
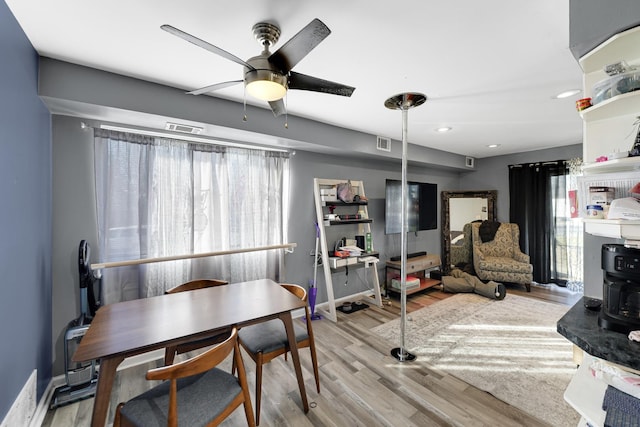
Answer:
[165, 278, 228, 294]
[280, 284, 315, 343]
[280, 283, 307, 303]
[147, 328, 238, 382]
[472, 222, 521, 258]
[142, 328, 250, 427]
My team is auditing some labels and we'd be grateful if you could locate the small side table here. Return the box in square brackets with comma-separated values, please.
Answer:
[385, 254, 441, 295]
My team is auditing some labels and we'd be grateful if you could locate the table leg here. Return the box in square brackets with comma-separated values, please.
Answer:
[279, 312, 309, 413]
[91, 355, 124, 427]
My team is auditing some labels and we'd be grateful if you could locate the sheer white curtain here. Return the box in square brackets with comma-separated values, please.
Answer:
[94, 129, 290, 304]
[565, 158, 584, 293]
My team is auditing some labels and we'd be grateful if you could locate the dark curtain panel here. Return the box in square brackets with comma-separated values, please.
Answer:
[509, 161, 568, 284]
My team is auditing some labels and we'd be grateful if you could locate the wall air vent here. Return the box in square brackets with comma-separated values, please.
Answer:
[376, 136, 391, 152]
[465, 156, 475, 168]
[165, 122, 203, 135]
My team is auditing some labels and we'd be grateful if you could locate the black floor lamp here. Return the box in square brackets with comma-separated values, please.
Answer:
[384, 92, 427, 362]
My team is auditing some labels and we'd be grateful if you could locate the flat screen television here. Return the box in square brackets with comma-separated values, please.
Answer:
[385, 179, 437, 234]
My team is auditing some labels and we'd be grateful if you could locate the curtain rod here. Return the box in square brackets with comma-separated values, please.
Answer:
[87, 122, 289, 153]
[91, 243, 297, 270]
[509, 160, 566, 168]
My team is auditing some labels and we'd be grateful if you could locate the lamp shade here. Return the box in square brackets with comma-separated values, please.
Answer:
[245, 69, 287, 101]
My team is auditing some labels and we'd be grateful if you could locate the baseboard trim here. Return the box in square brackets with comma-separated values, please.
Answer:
[30, 377, 60, 427]
[1, 370, 36, 427]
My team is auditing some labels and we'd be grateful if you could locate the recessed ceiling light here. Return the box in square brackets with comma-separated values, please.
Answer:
[555, 89, 581, 99]
[487, 144, 500, 148]
[435, 126, 452, 133]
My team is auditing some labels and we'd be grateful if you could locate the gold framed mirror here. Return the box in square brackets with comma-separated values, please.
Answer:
[441, 190, 497, 275]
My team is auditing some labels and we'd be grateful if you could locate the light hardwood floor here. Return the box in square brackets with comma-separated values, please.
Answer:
[41, 284, 581, 427]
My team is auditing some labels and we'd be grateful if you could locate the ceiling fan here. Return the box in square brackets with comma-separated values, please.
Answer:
[161, 19, 355, 117]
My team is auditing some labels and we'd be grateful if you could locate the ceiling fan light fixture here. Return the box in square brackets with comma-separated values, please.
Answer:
[245, 69, 287, 101]
[164, 19, 354, 116]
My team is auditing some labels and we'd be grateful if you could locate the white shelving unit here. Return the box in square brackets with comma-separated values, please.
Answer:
[582, 156, 640, 174]
[583, 218, 640, 240]
[579, 25, 640, 165]
[313, 178, 383, 322]
[577, 25, 640, 241]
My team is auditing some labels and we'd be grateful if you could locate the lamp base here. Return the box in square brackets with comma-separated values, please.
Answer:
[391, 347, 416, 362]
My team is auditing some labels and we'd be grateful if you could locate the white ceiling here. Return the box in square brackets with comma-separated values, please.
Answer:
[7, 0, 585, 158]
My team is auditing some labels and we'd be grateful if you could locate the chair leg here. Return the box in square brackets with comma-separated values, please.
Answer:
[234, 346, 256, 427]
[525, 282, 531, 292]
[164, 347, 177, 365]
[113, 403, 125, 427]
[255, 353, 264, 426]
[309, 346, 320, 394]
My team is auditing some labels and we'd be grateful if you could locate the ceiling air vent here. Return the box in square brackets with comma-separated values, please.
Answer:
[165, 122, 203, 135]
[376, 136, 391, 152]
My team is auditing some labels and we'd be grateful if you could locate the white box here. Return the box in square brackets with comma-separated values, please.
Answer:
[320, 188, 337, 202]
[589, 186, 615, 205]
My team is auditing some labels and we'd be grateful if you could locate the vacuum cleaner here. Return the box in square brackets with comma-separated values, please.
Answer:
[50, 240, 101, 409]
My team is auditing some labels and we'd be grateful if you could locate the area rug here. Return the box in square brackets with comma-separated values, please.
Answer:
[371, 293, 580, 427]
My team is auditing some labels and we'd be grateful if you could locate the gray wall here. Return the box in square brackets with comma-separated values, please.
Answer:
[583, 233, 617, 298]
[38, 57, 472, 173]
[51, 116, 98, 375]
[570, 0, 640, 59]
[0, 1, 52, 420]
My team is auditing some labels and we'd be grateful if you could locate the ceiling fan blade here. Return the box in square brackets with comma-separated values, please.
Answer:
[161, 24, 255, 71]
[269, 18, 331, 73]
[288, 72, 355, 97]
[187, 80, 243, 95]
[268, 99, 286, 117]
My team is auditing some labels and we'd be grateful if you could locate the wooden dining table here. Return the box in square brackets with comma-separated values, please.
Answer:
[73, 278, 309, 427]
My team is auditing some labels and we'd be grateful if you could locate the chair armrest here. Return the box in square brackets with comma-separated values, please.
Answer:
[513, 251, 530, 264]
[473, 245, 487, 260]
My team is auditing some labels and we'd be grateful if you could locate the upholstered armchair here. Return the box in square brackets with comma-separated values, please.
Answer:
[450, 222, 475, 273]
[471, 222, 533, 291]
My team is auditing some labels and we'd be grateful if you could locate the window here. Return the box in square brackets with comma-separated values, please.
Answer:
[94, 129, 290, 304]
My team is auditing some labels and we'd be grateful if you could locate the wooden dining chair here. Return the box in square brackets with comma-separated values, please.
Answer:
[164, 279, 230, 365]
[165, 278, 229, 294]
[113, 328, 255, 427]
[237, 283, 320, 425]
